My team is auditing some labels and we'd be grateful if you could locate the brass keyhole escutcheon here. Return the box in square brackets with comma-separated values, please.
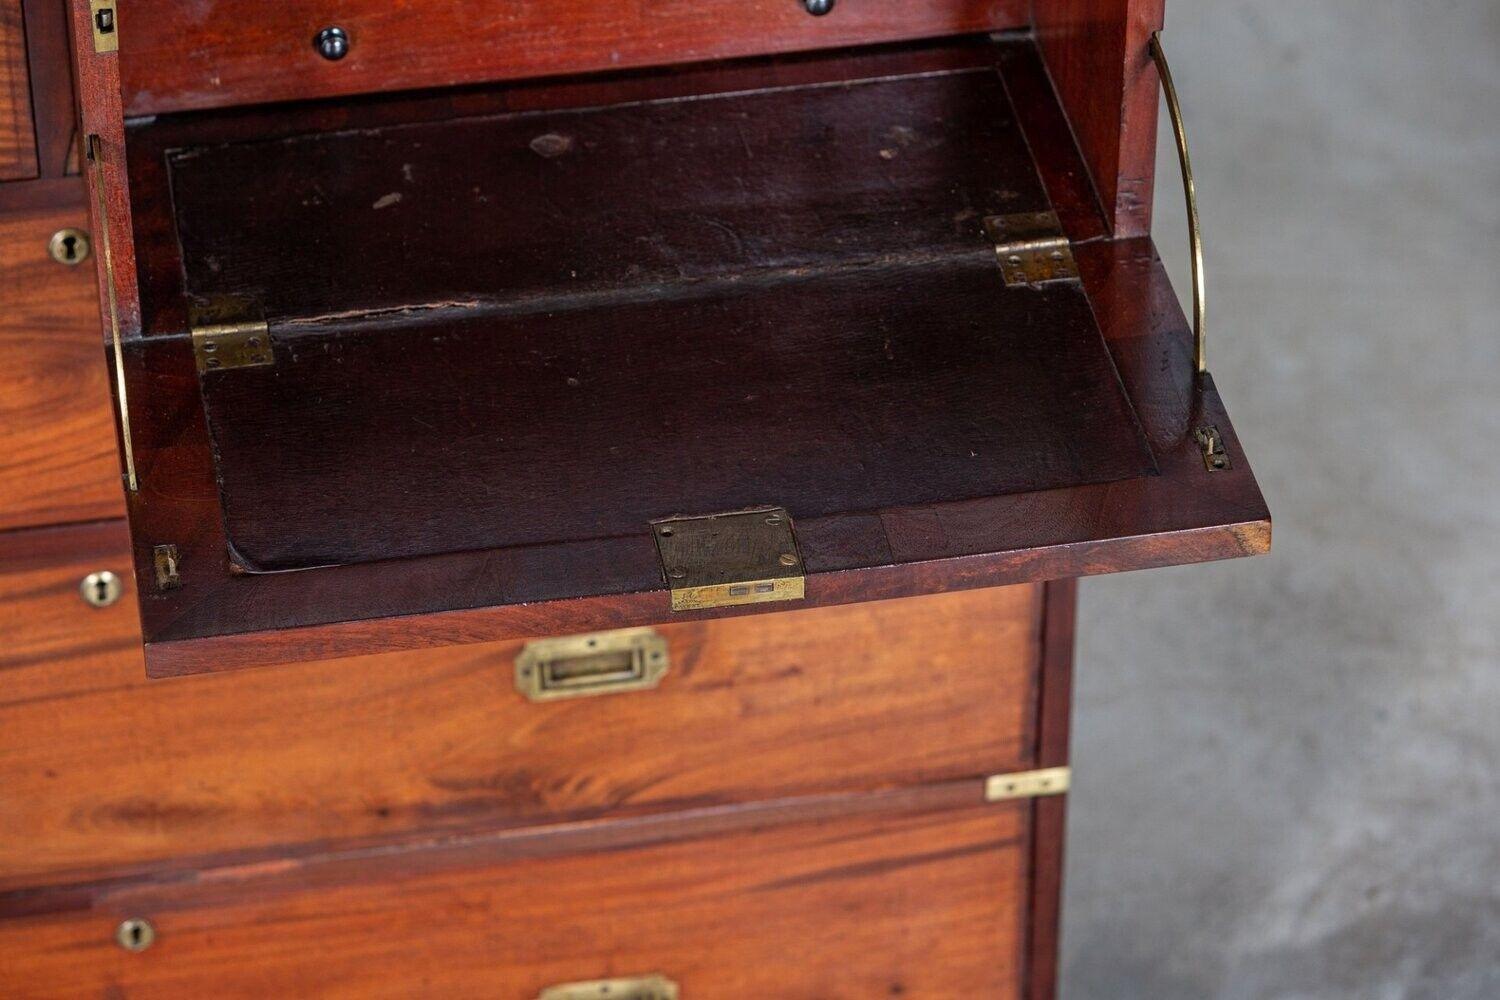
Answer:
[115, 917, 155, 952]
[48, 228, 91, 266]
[80, 571, 123, 608]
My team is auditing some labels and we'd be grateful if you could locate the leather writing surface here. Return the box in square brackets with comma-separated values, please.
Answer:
[162, 68, 1152, 571]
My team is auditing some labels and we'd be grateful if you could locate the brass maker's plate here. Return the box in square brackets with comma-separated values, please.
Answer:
[538, 977, 679, 1000]
[190, 295, 273, 373]
[654, 507, 805, 612]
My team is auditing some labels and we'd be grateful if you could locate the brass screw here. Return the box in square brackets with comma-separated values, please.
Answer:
[115, 917, 155, 952]
[779, 553, 798, 567]
[80, 571, 122, 608]
[48, 228, 91, 266]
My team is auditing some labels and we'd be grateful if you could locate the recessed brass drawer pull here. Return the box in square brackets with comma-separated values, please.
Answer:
[515, 628, 669, 702]
[537, 975, 680, 1000]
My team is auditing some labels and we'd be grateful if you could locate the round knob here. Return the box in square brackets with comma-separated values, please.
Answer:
[314, 25, 349, 61]
[804, 0, 835, 14]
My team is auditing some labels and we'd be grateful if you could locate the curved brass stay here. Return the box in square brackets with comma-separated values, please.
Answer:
[86, 134, 138, 492]
[1149, 31, 1207, 376]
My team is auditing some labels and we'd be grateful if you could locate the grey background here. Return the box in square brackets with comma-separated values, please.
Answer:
[1061, 1, 1500, 998]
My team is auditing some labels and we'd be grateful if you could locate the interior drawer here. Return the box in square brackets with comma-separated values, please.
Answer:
[1, 801, 1030, 999]
[0, 520, 1042, 891]
[0, 200, 125, 530]
[75, 29, 1268, 675]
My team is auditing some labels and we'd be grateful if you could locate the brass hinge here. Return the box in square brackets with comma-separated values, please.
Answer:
[89, 1, 118, 53]
[653, 507, 805, 612]
[984, 766, 1071, 802]
[1195, 425, 1231, 472]
[983, 210, 1079, 287]
[538, 977, 679, 1000]
[190, 296, 274, 372]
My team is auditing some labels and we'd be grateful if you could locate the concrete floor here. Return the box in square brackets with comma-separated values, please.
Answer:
[1061, 2, 1500, 998]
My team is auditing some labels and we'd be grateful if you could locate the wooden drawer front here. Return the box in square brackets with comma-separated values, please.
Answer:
[0, 201, 124, 530]
[0, 0, 38, 181]
[118, 0, 1031, 116]
[0, 521, 1042, 889]
[2, 805, 1028, 999]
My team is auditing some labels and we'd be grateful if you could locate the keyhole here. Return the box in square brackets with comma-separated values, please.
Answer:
[115, 917, 154, 952]
[48, 227, 90, 266]
[79, 570, 122, 608]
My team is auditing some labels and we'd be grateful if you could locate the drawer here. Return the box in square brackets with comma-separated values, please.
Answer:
[0, 200, 125, 530]
[0, 801, 1030, 999]
[0, 520, 1043, 889]
[115, 0, 1032, 116]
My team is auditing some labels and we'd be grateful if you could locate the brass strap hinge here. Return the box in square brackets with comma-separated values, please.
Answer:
[984, 766, 1071, 802]
[653, 507, 805, 612]
[190, 296, 274, 373]
[983, 210, 1079, 287]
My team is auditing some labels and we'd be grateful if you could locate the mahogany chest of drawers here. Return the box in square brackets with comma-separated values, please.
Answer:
[0, 1, 1268, 996]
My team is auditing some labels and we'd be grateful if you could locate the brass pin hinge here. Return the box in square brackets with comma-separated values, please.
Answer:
[89, 1, 118, 53]
[190, 296, 273, 373]
[653, 507, 805, 612]
[984, 766, 1071, 802]
[983, 210, 1079, 287]
[1195, 425, 1231, 472]
[538, 977, 679, 1000]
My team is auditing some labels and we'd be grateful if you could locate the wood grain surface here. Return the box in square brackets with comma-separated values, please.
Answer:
[0, 198, 124, 530]
[0, 0, 38, 181]
[1, 804, 1029, 999]
[1034, 0, 1166, 238]
[0, 519, 1043, 890]
[115, 0, 1031, 116]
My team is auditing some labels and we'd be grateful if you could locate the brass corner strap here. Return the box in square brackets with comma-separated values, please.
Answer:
[1150, 31, 1207, 377]
[86, 134, 138, 493]
[984, 766, 1071, 803]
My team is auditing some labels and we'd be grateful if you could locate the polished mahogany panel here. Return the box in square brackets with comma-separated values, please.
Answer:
[0, 0, 38, 181]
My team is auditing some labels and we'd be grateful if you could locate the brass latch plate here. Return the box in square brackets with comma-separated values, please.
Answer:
[983, 210, 1079, 286]
[538, 977, 679, 1000]
[653, 507, 805, 612]
[515, 628, 669, 701]
[984, 766, 1071, 802]
[190, 296, 273, 373]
